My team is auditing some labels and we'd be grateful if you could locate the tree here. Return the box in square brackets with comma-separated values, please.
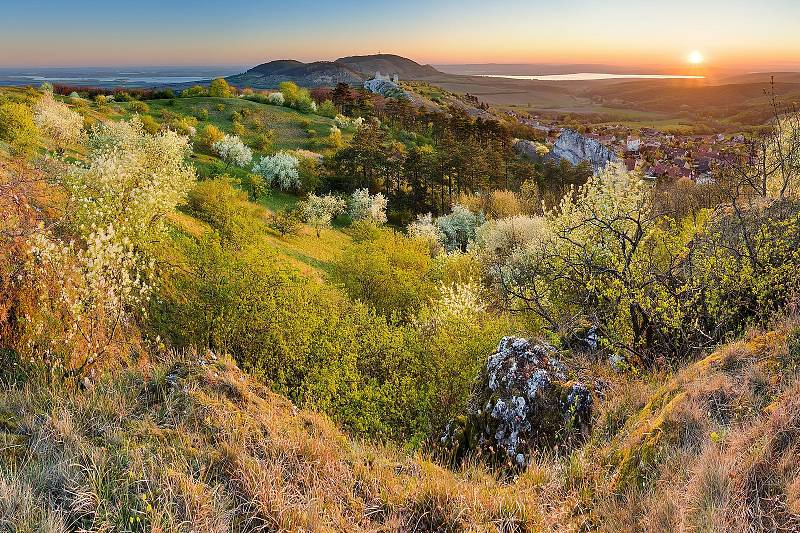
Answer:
[268, 208, 302, 238]
[212, 134, 253, 169]
[208, 78, 233, 98]
[301, 193, 346, 237]
[252, 151, 301, 190]
[347, 188, 388, 224]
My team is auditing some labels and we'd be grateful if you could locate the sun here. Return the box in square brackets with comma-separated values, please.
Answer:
[687, 50, 705, 65]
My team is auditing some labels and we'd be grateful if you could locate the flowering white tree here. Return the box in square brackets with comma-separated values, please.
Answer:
[267, 92, 285, 106]
[66, 117, 196, 245]
[252, 151, 300, 190]
[26, 117, 195, 376]
[436, 204, 485, 253]
[348, 188, 387, 224]
[301, 193, 346, 237]
[212, 134, 253, 169]
[32, 92, 84, 152]
[408, 213, 444, 255]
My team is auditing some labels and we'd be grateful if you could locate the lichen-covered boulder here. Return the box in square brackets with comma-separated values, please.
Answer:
[441, 337, 593, 468]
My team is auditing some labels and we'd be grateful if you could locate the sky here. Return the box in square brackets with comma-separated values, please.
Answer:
[1, 0, 798, 70]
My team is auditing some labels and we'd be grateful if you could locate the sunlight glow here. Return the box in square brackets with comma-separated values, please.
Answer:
[687, 50, 705, 64]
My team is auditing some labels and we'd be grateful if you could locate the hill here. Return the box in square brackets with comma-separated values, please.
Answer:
[226, 53, 444, 88]
[336, 53, 442, 79]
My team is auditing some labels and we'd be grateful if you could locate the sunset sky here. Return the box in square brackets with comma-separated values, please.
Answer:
[1, 0, 798, 70]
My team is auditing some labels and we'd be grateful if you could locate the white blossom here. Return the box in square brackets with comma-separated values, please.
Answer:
[267, 92, 285, 106]
[33, 92, 84, 151]
[348, 188, 388, 224]
[301, 193, 346, 236]
[212, 134, 253, 168]
[252, 151, 300, 190]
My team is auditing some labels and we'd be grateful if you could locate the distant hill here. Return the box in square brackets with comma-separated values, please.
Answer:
[226, 53, 444, 88]
[336, 54, 441, 79]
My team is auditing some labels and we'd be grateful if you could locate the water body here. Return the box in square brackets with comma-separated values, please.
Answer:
[479, 73, 705, 81]
[0, 66, 246, 88]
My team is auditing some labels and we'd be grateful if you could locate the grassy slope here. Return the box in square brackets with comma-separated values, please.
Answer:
[2, 323, 799, 531]
[109, 95, 353, 278]
[0, 353, 544, 532]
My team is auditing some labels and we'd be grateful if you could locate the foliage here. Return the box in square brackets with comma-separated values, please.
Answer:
[212, 133, 253, 169]
[32, 92, 83, 152]
[300, 193, 346, 236]
[317, 99, 337, 118]
[181, 84, 207, 97]
[279, 81, 315, 113]
[197, 123, 224, 148]
[267, 92, 285, 106]
[436, 204, 485, 253]
[208, 78, 233, 98]
[268, 207, 302, 238]
[0, 102, 38, 157]
[334, 227, 437, 319]
[252, 151, 301, 191]
[347, 188, 388, 224]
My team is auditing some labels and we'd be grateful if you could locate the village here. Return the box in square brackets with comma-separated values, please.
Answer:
[507, 110, 753, 183]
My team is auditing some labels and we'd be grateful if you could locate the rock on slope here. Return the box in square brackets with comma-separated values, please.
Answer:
[547, 128, 618, 174]
[442, 337, 594, 469]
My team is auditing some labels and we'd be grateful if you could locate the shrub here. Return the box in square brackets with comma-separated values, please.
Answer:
[334, 228, 437, 319]
[317, 99, 337, 118]
[212, 134, 253, 169]
[129, 100, 149, 113]
[32, 92, 83, 152]
[436, 204, 485, 253]
[252, 151, 301, 191]
[347, 188, 388, 224]
[241, 173, 268, 201]
[0, 102, 38, 157]
[186, 178, 257, 243]
[181, 85, 207, 98]
[198, 123, 224, 148]
[140, 114, 160, 135]
[279, 81, 315, 113]
[251, 131, 275, 152]
[488, 189, 523, 219]
[268, 208, 302, 238]
[267, 92, 285, 106]
[208, 78, 233, 98]
[300, 193, 346, 236]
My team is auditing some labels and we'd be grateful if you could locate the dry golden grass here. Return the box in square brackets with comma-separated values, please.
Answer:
[0, 352, 549, 532]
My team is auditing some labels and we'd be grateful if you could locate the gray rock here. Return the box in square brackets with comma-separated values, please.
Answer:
[547, 128, 618, 174]
[441, 337, 593, 469]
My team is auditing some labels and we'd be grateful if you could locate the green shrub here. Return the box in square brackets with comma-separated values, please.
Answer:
[0, 102, 38, 157]
[333, 227, 438, 320]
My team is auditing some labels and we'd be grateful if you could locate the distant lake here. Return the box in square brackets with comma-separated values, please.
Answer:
[479, 73, 705, 81]
[0, 66, 246, 88]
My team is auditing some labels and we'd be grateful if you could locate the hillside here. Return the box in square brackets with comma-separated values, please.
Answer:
[226, 54, 445, 88]
[1, 323, 799, 531]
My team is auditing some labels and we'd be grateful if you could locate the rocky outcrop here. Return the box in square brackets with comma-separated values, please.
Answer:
[363, 78, 408, 99]
[547, 128, 618, 174]
[514, 139, 545, 160]
[441, 337, 593, 469]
